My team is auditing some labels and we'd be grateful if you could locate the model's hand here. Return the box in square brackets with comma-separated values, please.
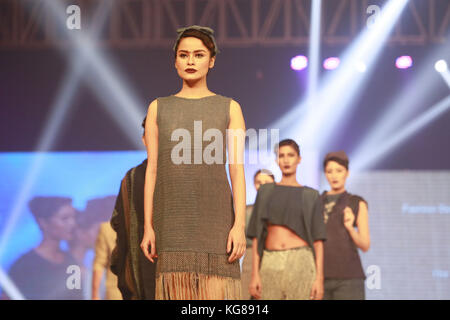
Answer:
[343, 206, 355, 230]
[249, 273, 262, 299]
[140, 227, 157, 263]
[310, 277, 324, 300]
[227, 226, 246, 263]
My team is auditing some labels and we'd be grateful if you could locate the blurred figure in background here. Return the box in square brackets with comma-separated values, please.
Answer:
[69, 196, 116, 299]
[241, 169, 275, 299]
[90, 196, 122, 300]
[110, 116, 157, 300]
[8, 196, 82, 300]
[321, 151, 370, 300]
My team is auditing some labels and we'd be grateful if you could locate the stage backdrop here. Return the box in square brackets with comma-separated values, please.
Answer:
[0, 151, 449, 299]
[333, 170, 450, 300]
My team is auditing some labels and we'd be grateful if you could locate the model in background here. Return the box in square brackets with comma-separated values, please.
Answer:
[321, 151, 370, 300]
[248, 139, 326, 300]
[70, 196, 115, 299]
[8, 196, 82, 300]
[110, 116, 157, 300]
[92, 220, 122, 300]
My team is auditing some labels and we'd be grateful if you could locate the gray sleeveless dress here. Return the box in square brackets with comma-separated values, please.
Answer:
[153, 94, 241, 300]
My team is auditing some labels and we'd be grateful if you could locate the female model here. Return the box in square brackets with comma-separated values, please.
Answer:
[140, 25, 246, 300]
[321, 151, 370, 300]
[248, 139, 326, 300]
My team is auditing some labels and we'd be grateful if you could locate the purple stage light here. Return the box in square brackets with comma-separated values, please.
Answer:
[395, 55, 413, 69]
[291, 55, 308, 71]
[323, 57, 340, 70]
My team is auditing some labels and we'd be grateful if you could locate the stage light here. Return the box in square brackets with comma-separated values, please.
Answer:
[435, 60, 448, 73]
[0, 1, 144, 264]
[396, 55, 413, 69]
[0, 267, 25, 300]
[282, 0, 409, 151]
[323, 57, 340, 70]
[0, 2, 113, 260]
[307, 0, 322, 102]
[351, 43, 450, 171]
[291, 55, 308, 71]
[354, 61, 367, 73]
[435, 59, 450, 88]
[269, 0, 409, 152]
[352, 94, 450, 171]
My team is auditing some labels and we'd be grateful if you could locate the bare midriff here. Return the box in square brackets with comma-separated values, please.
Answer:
[264, 222, 309, 250]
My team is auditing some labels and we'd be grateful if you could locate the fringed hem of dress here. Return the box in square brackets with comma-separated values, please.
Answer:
[156, 272, 242, 300]
[155, 251, 242, 300]
[156, 251, 241, 278]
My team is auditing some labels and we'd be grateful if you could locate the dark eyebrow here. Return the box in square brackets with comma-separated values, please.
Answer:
[178, 49, 207, 53]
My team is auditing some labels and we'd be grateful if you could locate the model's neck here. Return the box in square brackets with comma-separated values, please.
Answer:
[69, 245, 87, 264]
[279, 173, 301, 186]
[328, 187, 346, 195]
[34, 236, 65, 263]
[179, 78, 212, 97]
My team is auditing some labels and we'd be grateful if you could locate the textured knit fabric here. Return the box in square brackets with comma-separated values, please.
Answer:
[93, 222, 122, 300]
[320, 191, 367, 280]
[241, 205, 255, 299]
[247, 183, 326, 261]
[110, 160, 157, 300]
[259, 247, 316, 300]
[153, 95, 241, 300]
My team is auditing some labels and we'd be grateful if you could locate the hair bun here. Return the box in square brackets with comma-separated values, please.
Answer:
[176, 25, 215, 36]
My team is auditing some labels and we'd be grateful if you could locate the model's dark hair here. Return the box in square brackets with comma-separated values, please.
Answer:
[323, 157, 349, 171]
[274, 139, 301, 156]
[253, 169, 275, 182]
[28, 196, 73, 229]
[174, 29, 216, 59]
[142, 116, 147, 137]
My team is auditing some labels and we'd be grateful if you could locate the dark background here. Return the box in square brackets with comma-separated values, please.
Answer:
[0, 0, 449, 170]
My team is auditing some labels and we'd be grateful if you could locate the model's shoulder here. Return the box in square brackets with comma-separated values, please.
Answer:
[258, 182, 276, 194]
[152, 96, 172, 104]
[302, 186, 320, 197]
[349, 193, 368, 207]
[9, 250, 39, 270]
[122, 163, 141, 182]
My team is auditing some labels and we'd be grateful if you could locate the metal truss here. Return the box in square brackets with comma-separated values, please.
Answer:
[0, 0, 449, 48]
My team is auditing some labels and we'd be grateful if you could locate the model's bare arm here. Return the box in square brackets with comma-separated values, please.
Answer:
[344, 201, 370, 252]
[249, 237, 262, 299]
[141, 99, 159, 263]
[226, 99, 247, 263]
[310, 240, 324, 300]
